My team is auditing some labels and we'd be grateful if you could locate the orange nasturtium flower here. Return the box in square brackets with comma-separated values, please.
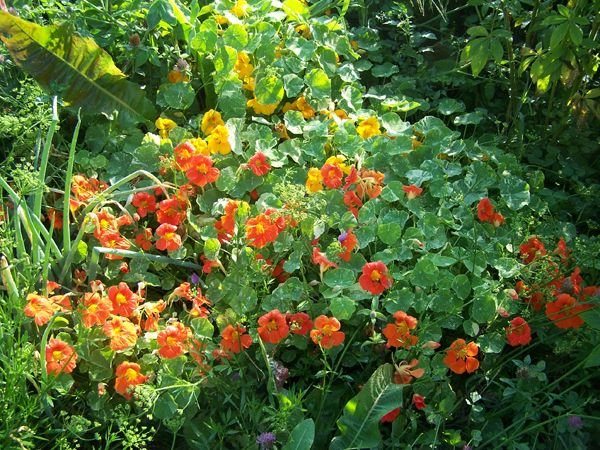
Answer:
[443, 339, 480, 374]
[157, 321, 191, 359]
[519, 237, 547, 264]
[287, 312, 313, 336]
[81, 292, 113, 328]
[383, 311, 419, 349]
[131, 192, 157, 218]
[114, 361, 148, 400]
[321, 163, 344, 189]
[477, 197, 495, 222]
[24, 293, 56, 326]
[45, 338, 77, 375]
[201, 109, 225, 135]
[393, 359, 425, 384]
[103, 316, 138, 351]
[359, 261, 392, 295]
[107, 282, 139, 317]
[312, 247, 338, 273]
[155, 223, 182, 252]
[185, 154, 220, 187]
[156, 197, 188, 226]
[257, 309, 290, 344]
[248, 151, 271, 177]
[173, 142, 200, 171]
[220, 324, 253, 354]
[310, 315, 345, 349]
[247, 97, 279, 115]
[135, 228, 153, 251]
[402, 185, 424, 200]
[545, 294, 587, 329]
[338, 230, 358, 262]
[245, 213, 280, 249]
[506, 316, 532, 346]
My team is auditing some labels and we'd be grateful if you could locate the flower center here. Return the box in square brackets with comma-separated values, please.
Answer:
[116, 293, 127, 304]
[52, 350, 63, 361]
[125, 368, 139, 382]
[370, 270, 381, 281]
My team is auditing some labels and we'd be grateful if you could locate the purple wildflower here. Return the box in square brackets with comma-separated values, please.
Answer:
[190, 272, 200, 285]
[568, 415, 584, 430]
[256, 431, 276, 449]
[338, 231, 348, 243]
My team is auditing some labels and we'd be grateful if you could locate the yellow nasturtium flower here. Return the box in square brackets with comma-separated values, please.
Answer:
[356, 117, 382, 139]
[306, 167, 324, 193]
[201, 109, 225, 135]
[247, 97, 279, 116]
[155, 117, 177, 139]
[190, 138, 210, 156]
[234, 52, 254, 79]
[231, 0, 250, 18]
[325, 155, 351, 175]
[282, 97, 315, 119]
[206, 125, 231, 155]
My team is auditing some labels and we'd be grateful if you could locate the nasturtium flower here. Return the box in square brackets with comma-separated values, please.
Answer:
[107, 282, 139, 317]
[310, 315, 345, 349]
[186, 154, 220, 187]
[173, 142, 200, 171]
[380, 407, 401, 423]
[282, 96, 316, 119]
[157, 321, 191, 358]
[245, 213, 280, 248]
[519, 237, 547, 264]
[46, 208, 63, 229]
[71, 174, 109, 203]
[220, 324, 253, 353]
[247, 97, 279, 115]
[230, 0, 250, 17]
[287, 312, 313, 336]
[140, 300, 166, 332]
[412, 394, 426, 410]
[354, 169, 385, 200]
[206, 125, 231, 155]
[155, 223, 182, 252]
[545, 293, 588, 329]
[155, 117, 177, 139]
[402, 184, 423, 200]
[321, 163, 344, 189]
[383, 311, 419, 349]
[258, 309, 290, 344]
[24, 293, 56, 326]
[312, 247, 338, 272]
[234, 52, 254, 79]
[338, 230, 358, 261]
[81, 292, 113, 328]
[443, 339, 479, 374]
[343, 190, 363, 218]
[491, 212, 505, 227]
[114, 362, 148, 400]
[554, 237, 571, 263]
[103, 316, 138, 351]
[167, 69, 189, 83]
[248, 151, 271, 176]
[215, 200, 240, 242]
[306, 167, 324, 193]
[393, 359, 425, 384]
[131, 192, 157, 218]
[356, 117, 381, 139]
[359, 261, 392, 295]
[506, 316, 532, 346]
[93, 210, 118, 240]
[156, 197, 187, 226]
[201, 109, 224, 135]
[135, 228, 153, 251]
[46, 338, 77, 375]
[477, 197, 495, 222]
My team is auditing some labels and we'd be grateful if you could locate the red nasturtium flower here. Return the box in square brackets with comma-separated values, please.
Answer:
[359, 261, 392, 295]
[215, 200, 240, 242]
[174, 142, 199, 171]
[310, 315, 345, 349]
[402, 185, 423, 200]
[81, 292, 113, 327]
[380, 407, 401, 423]
[46, 338, 77, 375]
[156, 197, 187, 226]
[24, 293, 56, 326]
[131, 192, 157, 218]
[338, 230, 358, 262]
[412, 394, 426, 410]
[157, 321, 191, 358]
[506, 316, 532, 346]
[220, 324, 253, 353]
[46, 208, 63, 229]
[155, 223, 182, 251]
[248, 151, 271, 176]
[135, 228, 153, 251]
[393, 359, 425, 384]
[343, 190, 363, 218]
[477, 197, 495, 222]
[185, 154, 220, 187]
[98, 231, 131, 260]
[519, 237, 547, 264]
[545, 294, 588, 329]
[321, 163, 344, 189]
[258, 309, 290, 344]
[443, 339, 479, 374]
[287, 312, 313, 336]
[107, 282, 139, 317]
[245, 213, 280, 248]
[312, 247, 338, 272]
[103, 316, 138, 351]
[114, 361, 148, 400]
[383, 311, 419, 349]
[355, 169, 385, 200]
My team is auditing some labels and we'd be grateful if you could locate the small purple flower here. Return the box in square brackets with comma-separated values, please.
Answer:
[190, 272, 200, 284]
[256, 431, 276, 449]
[568, 415, 584, 430]
[338, 231, 348, 243]
[230, 371, 241, 382]
[462, 446, 472, 450]
[270, 360, 289, 389]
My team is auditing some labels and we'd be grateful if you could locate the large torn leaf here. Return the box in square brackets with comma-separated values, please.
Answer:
[330, 364, 404, 450]
[0, 11, 155, 123]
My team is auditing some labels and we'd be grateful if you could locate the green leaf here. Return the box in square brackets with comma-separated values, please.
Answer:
[216, 166, 237, 192]
[330, 297, 356, 320]
[411, 257, 439, 288]
[191, 18, 218, 53]
[147, 0, 177, 29]
[156, 82, 196, 110]
[550, 22, 569, 49]
[467, 26, 489, 37]
[203, 238, 221, 260]
[471, 294, 496, 323]
[377, 223, 402, 245]
[499, 175, 530, 210]
[0, 12, 155, 122]
[330, 364, 403, 450]
[305, 68, 331, 99]
[282, 419, 315, 450]
[584, 343, 600, 368]
[492, 257, 521, 278]
[437, 99, 465, 115]
[452, 274, 471, 300]
[255, 73, 285, 105]
[323, 268, 356, 289]
[568, 23, 583, 46]
[190, 317, 214, 338]
[154, 393, 178, 420]
[461, 38, 488, 77]
[478, 333, 506, 353]
[371, 62, 399, 78]
[283, 73, 304, 98]
[223, 24, 249, 50]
